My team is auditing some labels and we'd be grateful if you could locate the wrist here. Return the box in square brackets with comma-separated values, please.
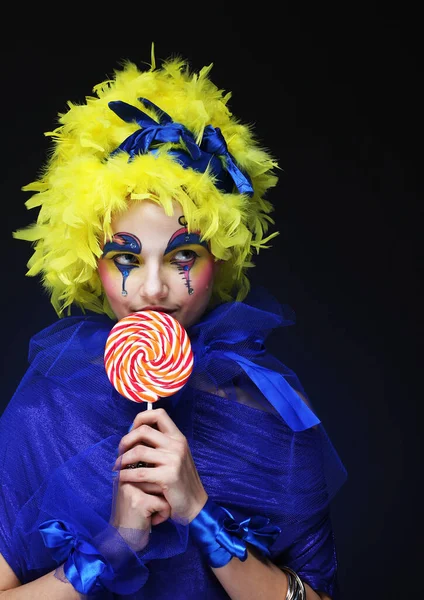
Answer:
[280, 566, 306, 600]
[116, 526, 150, 552]
[39, 519, 149, 595]
[189, 499, 281, 568]
[187, 492, 209, 524]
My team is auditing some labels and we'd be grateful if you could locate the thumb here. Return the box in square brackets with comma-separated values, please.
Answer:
[149, 494, 172, 526]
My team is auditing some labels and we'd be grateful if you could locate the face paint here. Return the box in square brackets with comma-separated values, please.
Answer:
[164, 218, 208, 295]
[102, 232, 142, 296]
[98, 200, 217, 328]
[170, 252, 197, 295]
[164, 229, 209, 255]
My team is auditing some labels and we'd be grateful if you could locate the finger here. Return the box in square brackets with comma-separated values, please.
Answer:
[137, 482, 163, 495]
[115, 479, 163, 496]
[118, 423, 167, 455]
[147, 492, 171, 518]
[136, 492, 171, 527]
[118, 465, 167, 487]
[132, 408, 182, 437]
[151, 509, 170, 527]
[115, 446, 167, 470]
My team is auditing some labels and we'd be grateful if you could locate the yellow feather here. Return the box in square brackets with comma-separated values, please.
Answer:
[14, 50, 280, 317]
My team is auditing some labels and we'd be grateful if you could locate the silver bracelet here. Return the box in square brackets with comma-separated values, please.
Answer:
[281, 566, 306, 600]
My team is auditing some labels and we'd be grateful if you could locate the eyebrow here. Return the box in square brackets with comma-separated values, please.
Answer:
[164, 228, 208, 256]
[102, 232, 142, 257]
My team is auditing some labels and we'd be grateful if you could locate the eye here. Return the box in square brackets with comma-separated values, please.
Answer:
[172, 249, 198, 262]
[114, 253, 139, 266]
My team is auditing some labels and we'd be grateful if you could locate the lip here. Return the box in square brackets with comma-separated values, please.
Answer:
[137, 306, 177, 314]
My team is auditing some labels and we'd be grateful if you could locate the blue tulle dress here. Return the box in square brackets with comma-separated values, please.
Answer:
[0, 290, 347, 598]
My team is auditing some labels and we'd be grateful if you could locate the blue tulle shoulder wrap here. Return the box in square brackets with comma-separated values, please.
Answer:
[0, 289, 347, 598]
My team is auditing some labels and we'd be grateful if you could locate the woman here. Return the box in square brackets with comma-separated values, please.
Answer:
[0, 48, 346, 598]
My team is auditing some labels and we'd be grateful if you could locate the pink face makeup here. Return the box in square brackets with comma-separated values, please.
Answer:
[97, 200, 217, 328]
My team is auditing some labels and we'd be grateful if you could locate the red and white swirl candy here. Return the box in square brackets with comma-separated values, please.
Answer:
[104, 311, 194, 404]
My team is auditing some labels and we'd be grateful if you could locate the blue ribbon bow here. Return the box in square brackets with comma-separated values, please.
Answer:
[221, 513, 281, 557]
[189, 498, 280, 568]
[39, 519, 148, 594]
[108, 98, 254, 196]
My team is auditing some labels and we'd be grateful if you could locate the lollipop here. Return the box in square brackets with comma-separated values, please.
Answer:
[104, 310, 194, 409]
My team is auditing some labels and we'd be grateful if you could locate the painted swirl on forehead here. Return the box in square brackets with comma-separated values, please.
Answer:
[102, 232, 142, 297]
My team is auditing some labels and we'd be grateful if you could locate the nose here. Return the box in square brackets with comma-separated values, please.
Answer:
[137, 263, 169, 304]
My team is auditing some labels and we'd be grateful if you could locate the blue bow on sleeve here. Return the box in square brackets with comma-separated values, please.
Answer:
[108, 98, 254, 196]
[189, 499, 281, 568]
[220, 513, 281, 558]
[39, 519, 148, 594]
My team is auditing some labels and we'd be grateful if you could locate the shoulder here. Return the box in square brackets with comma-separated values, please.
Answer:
[28, 314, 114, 375]
[29, 315, 114, 358]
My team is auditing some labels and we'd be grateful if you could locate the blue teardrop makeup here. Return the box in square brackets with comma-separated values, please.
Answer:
[102, 232, 141, 296]
[165, 226, 209, 295]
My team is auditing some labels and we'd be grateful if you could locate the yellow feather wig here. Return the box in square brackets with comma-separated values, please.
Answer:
[14, 49, 280, 319]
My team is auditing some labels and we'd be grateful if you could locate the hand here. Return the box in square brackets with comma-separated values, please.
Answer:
[111, 459, 171, 551]
[115, 408, 208, 523]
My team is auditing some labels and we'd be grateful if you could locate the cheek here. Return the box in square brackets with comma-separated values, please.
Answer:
[98, 260, 120, 300]
[190, 257, 215, 290]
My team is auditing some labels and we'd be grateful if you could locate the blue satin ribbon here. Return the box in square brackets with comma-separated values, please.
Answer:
[189, 499, 280, 568]
[108, 98, 254, 196]
[222, 351, 320, 431]
[188, 299, 321, 432]
[39, 519, 148, 594]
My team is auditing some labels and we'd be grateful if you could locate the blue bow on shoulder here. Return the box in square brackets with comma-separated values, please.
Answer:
[108, 98, 254, 196]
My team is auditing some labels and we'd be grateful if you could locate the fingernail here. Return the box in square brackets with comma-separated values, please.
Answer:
[127, 423, 134, 433]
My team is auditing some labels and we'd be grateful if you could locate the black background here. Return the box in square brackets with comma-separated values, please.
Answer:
[0, 10, 421, 599]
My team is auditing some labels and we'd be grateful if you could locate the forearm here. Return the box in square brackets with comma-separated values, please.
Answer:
[0, 570, 80, 600]
[212, 548, 326, 600]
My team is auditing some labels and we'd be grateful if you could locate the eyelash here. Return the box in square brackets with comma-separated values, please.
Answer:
[111, 248, 199, 266]
[113, 254, 139, 266]
[172, 249, 199, 262]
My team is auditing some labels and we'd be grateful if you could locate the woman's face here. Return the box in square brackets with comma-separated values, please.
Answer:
[98, 200, 217, 329]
